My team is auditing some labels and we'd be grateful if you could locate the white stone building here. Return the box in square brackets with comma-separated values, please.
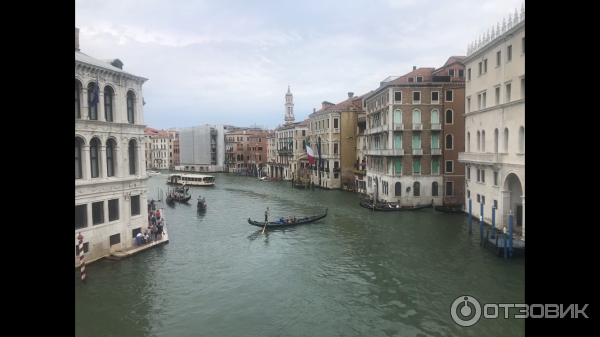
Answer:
[75, 27, 149, 266]
[458, 6, 525, 236]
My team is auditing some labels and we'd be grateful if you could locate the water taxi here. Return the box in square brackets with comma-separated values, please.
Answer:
[166, 174, 215, 186]
[147, 170, 161, 176]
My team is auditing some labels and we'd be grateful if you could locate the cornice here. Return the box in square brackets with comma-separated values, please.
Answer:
[465, 20, 525, 64]
[463, 98, 525, 116]
[75, 62, 148, 85]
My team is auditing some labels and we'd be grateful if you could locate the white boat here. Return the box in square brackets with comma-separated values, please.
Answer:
[147, 170, 161, 175]
[166, 174, 215, 186]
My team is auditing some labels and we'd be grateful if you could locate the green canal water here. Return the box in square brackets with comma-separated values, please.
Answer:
[75, 172, 525, 336]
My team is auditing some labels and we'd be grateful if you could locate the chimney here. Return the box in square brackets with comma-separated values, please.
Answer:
[348, 92, 354, 99]
[313, 108, 316, 113]
[75, 27, 80, 52]
[413, 66, 416, 71]
[322, 102, 327, 109]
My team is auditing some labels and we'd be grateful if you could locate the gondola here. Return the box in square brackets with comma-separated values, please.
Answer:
[197, 199, 207, 209]
[166, 194, 192, 204]
[358, 199, 433, 211]
[248, 208, 328, 228]
[434, 206, 465, 214]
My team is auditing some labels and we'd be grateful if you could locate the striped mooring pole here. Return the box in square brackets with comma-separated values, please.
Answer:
[480, 202, 484, 245]
[78, 232, 86, 282]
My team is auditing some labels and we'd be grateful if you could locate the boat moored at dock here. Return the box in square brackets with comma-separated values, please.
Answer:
[166, 174, 215, 186]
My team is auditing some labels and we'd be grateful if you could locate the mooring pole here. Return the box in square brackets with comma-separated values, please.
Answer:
[77, 232, 86, 282]
[491, 206, 496, 239]
[480, 202, 484, 245]
[468, 198, 472, 234]
[509, 211, 514, 257]
[503, 228, 508, 260]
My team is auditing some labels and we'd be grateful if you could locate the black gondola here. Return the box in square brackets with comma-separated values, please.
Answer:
[248, 208, 328, 228]
[166, 195, 192, 203]
[358, 199, 433, 211]
[197, 199, 207, 209]
[434, 206, 465, 214]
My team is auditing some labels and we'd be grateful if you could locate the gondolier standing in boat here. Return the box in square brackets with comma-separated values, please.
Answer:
[265, 207, 270, 223]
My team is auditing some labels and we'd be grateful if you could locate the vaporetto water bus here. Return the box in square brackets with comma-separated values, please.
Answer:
[165, 174, 216, 186]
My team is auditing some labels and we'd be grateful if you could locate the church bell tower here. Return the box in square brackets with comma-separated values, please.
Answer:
[284, 85, 295, 125]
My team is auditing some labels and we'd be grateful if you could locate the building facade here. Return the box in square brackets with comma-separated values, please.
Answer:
[458, 7, 525, 235]
[75, 27, 149, 266]
[177, 124, 226, 172]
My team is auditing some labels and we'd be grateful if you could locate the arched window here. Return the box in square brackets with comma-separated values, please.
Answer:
[432, 134, 439, 149]
[494, 129, 499, 153]
[394, 110, 402, 124]
[104, 86, 113, 122]
[477, 131, 481, 151]
[88, 82, 98, 120]
[127, 91, 135, 124]
[413, 160, 420, 174]
[395, 160, 401, 173]
[413, 181, 420, 196]
[75, 138, 83, 179]
[413, 134, 420, 149]
[432, 182, 438, 196]
[518, 126, 525, 153]
[129, 139, 137, 175]
[445, 109, 453, 124]
[446, 134, 453, 150]
[413, 110, 421, 124]
[432, 160, 439, 174]
[395, 182, 401, 196]
[75, 80, 81, 119]
[481, 130, 486, 152]
[504, 128, 509, 152]
[467, 132, 470, 152]
[431, 109, 439, 124]
[107, 139, 115, 177]
[394, 135, 402, 149]
[90, 138, 99, 178]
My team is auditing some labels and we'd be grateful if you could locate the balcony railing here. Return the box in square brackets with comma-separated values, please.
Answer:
[431, 171, 439, 175]
[431, 123, 441, 130]
[393, 124, 404, 131]
[431, 148, 442, 155]
[412, 148, 423, 155]
[458, 152, 503, 165]
[362, 146, 367, 150]
[412, 124, 422, 131]
[333, 167, 341, 172]
[381, 149, 404, 156]
[333, 128, 339, 133]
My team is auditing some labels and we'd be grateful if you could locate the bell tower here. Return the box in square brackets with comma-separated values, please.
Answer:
[285, 85, 295, 125]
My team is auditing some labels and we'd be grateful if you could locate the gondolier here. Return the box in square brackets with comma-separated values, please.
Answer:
[265, 207, 270, 222]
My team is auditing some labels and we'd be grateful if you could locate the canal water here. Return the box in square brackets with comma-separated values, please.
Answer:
[75, 172, 524, 336]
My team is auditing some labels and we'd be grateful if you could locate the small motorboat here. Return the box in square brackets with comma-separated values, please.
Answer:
[260, 177, 279, 181]
[147, 170, 161, 175]
[434, 206, 465, 214]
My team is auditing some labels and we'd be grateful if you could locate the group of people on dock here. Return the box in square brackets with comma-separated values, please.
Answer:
[138, 200, 165, 244]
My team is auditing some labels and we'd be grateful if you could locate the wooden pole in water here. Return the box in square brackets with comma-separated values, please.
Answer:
[77, 233, 86, 282]
[509, 211, 513, 257]
[491, 206, 496, 239]
[468, 198, 472, 234]
[480, 202, 484, 245]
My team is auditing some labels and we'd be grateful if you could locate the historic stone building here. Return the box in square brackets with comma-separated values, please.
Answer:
[75, 27, 149, 266]
[144, 127, 178, 170]
[459, 6, 525, 236]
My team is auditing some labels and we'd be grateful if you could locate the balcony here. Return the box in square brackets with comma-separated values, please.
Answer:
[431, 171, 439, 175]
[412, 124, 422, 131]
[412, 148, 423, 155]
[458, 152, 503, 165]
[210, 129, 218, 136]
[431, 148, 442, 155]
[381, 149, 404, 156]
[362, 146, 367, 150]
[353, 170, 366, 176]
[330, 153, 340, 159]
[333, 167, 341, 173]
[431, 123, 441, 131]
[393, 124, 404, 131]
[333, 128, 339, 133]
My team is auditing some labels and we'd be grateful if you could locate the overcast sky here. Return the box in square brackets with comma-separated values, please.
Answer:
[76, 0, 524, 130]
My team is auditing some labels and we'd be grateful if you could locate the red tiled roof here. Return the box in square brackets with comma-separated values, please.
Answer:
[390, 67, 435, 83]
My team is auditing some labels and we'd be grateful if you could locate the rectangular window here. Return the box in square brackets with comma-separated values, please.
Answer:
[477, 194, 480, 203]
[431, 91, 439, 103]
[394, 92, 402, 102]
[481, 170, 485, 183]
[522, 37, 525, 54]
[468, 68, 471, 80]
[259, 155, 262, 161]
[477, 94, 481, 110]
[478, 62, 482, 75]
[416, 76, 423, 82]
[448, 69, 455, 77]
[110, 233, 121, 246]
[493, 171, 499, 186]
[75, 204, 87, 230]
[413, 92, 420, 103]
[408, 77, 414, 82]
[334, 119, 338, 128]
[484, 59, 487, 73]
[482, 92, 486, 108]
[132, 227, 142, 238]
[302, 130, 305, 136]
[482, 196, 485, 205]
[497, 51, 501, 66]
[507, 45, 512, 61]
[334, 143, 338, 154]
[467, 98, 470, 113]
[327, 119, 330, 128]
[92, 201, 104, 225]
[494, 200, 498, 209]
[477, 169, 480, 182]
[520, 78, 525, 99]
[445, 182, 453, 196]
[467, 167, 470, 180]
[445, 90, 453, 102]
[458, 69, 464, 77]
[467, 190, 470, 199]
[495, 87, 500, 105]
[131, 195, 140, 216]
[506, 83, 511, 102]
[445, 160, 453, 173]
[76, 242, 89, 256]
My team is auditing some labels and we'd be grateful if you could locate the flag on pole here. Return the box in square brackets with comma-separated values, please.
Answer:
[90, 74, 100, 107]
[306, 140, 315, 165]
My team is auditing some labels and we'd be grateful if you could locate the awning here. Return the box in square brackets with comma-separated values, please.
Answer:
[359, 162, 367, 166]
